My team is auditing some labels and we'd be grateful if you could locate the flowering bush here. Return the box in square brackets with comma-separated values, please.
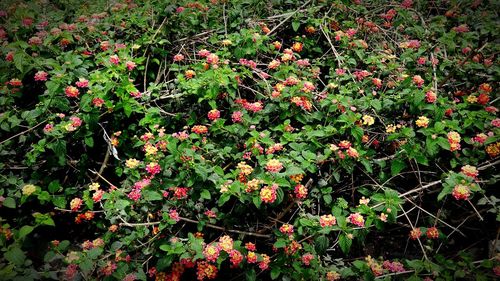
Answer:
[0, 0, 499, 280]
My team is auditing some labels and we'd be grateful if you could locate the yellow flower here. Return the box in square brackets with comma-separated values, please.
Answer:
[386, 124, 397, 133]
[237, 162, 253, 175]
[22, 184, 37, 196]
[89, 182, 100, 191]
[466, 95, 477, 103]
[125, 158, 140, 169]
[221, 39, 232, 46]
[415, 116, 429, 128]
[362, 115, 375, 126]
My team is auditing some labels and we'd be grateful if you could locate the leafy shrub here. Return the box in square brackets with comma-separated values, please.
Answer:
[0, 0, 499, 280]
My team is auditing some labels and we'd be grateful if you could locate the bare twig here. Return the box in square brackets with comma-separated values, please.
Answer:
[399, 204, 429, 260]
[0, 120, 47, 145]
[119, 216, 271, 238]
[267, 1, 311, 35]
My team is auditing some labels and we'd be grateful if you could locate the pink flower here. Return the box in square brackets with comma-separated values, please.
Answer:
[401, 0, 413, 9]
[412, 75, 424, 87]
[302, 253, 314, 266]
[173, 54, 184, 62]
[169, 209, 180, 222]
[145, 162, 161, 176]
[109, 55, 120, 65]
[260, 184, 278, 203]
[425, 90, 437, 103]
[22, 17, 34, 27]
[92, 98, 105, 107]
[92, 190, 104, 202]
[265, 159, 283, 173]
[491, 119, 500, 128]
[347, 212, 365, 227]
[134, 179, 151, 190]
[176, 7, 185, 13]
[336, 68, 346, 75]
[417, 57, 427, 65]
[231, 111, 243, 123]
[34, 71, 48, 81]
[127, 189, 141, 201]
[75, 78, 89, 88]
[207, 109, 220, 121]
[126, 61, 136, 71]
[294, 184, 308, 199]
[43, 124, 54, 133]
[70, 116, 82, 127]
[320, 214, 336, 227]
[279, 223, 294, 235]
[452, 24, 469, 33]
[198, 49, 211, 57]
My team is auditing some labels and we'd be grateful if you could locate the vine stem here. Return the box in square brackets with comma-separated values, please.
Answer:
[119, 216, 271, 239]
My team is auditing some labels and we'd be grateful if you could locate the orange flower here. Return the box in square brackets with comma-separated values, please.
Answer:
[191, 125, 208, 134]
[185, 70, 196, 79]
[292, 42, 303, 52]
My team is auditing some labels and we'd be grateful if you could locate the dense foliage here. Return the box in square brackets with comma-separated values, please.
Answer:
[1, 0, 499, 280]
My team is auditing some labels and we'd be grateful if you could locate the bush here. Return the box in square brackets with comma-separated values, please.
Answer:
[0, 0, 499, 280]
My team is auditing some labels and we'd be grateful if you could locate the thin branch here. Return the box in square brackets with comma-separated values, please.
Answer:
[0, 120, 47, 145]
[267, 1, 311, 35]
[399, 204, 429, 260]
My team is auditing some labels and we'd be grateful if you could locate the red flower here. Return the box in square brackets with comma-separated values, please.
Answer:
[426, 227, 439, 239]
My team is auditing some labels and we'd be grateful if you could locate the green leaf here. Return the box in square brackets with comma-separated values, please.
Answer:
[143, 190, 163, 201]
[85, 136, 94, 147]
[48, 180, 61, 193]
[338, 234, 352, 254]
[2, 197, 16, 208]
[246, 269, 256, 281]
[292, 21, 300, 32]
[18, 226, 34, 239]
[218, 193, 231, 206]
[314, 235, 329, 255]
[200, 189, 211, 200]
[274, 239, 287, 248]
[391, 159, 406, 176]
[252, 196, 261, 208]
[270, 268, 281, 280]
[5, 247, 26, 266]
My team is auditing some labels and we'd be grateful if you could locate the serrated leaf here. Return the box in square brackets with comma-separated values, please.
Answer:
[5, 247, 26, 266]
[338, 234, 352, 254]
[314, 235, 329, 255]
